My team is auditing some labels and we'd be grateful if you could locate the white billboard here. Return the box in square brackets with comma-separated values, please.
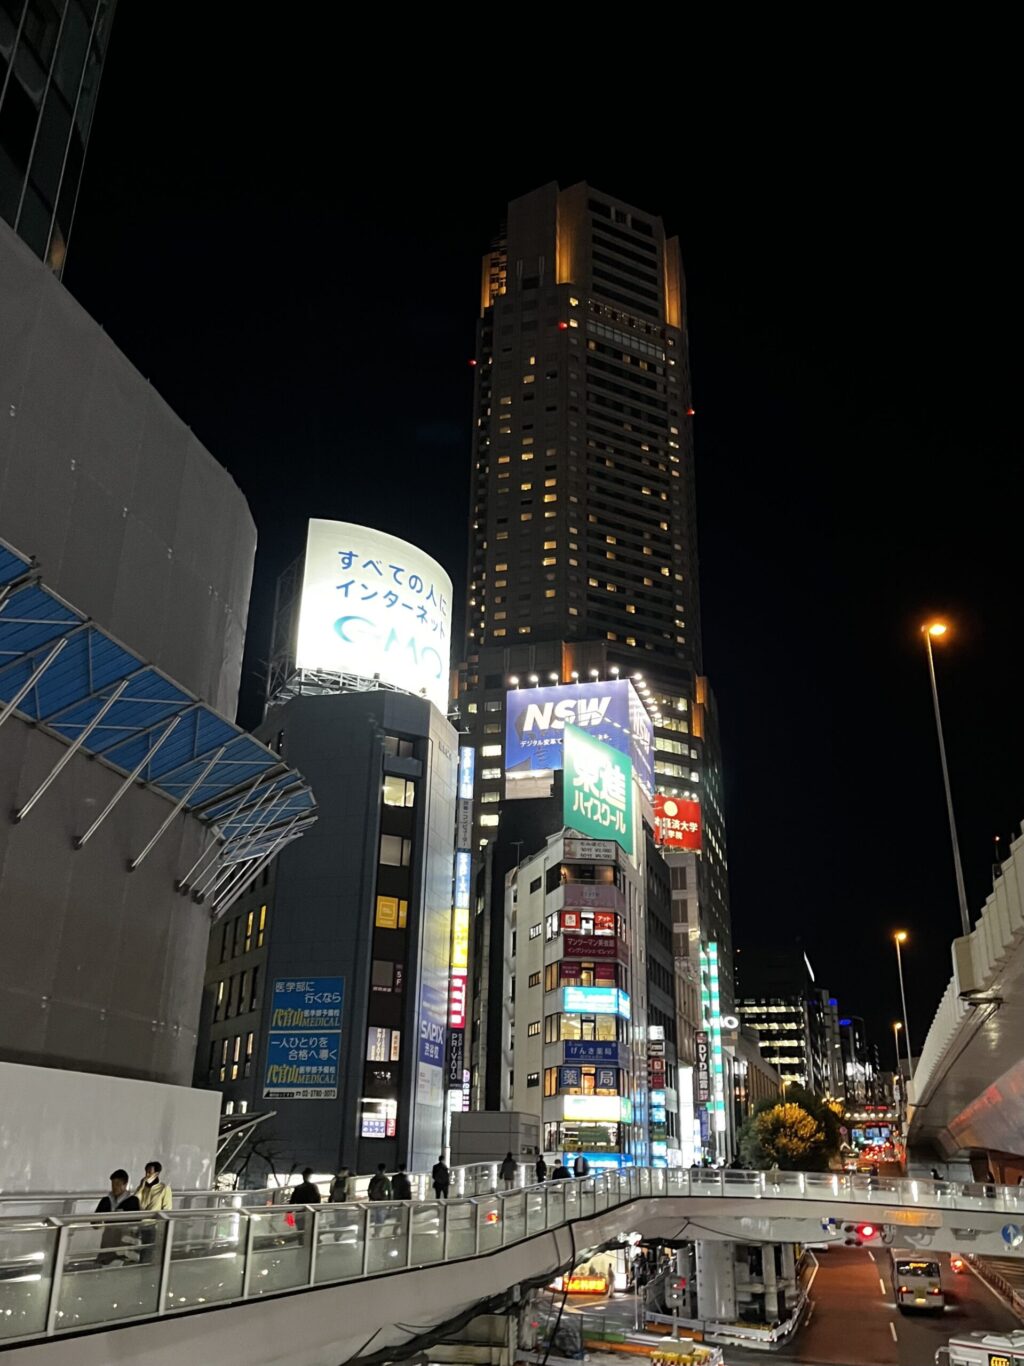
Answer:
[296, 520, 453, 713]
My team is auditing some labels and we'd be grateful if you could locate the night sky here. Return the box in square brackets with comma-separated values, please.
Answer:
[64, 11, 1023, 1064]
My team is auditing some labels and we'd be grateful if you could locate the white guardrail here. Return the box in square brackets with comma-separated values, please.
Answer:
[2, 1165, 1024, 1346]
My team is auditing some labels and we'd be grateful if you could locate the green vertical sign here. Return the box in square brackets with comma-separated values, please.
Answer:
[563, 724, 633, 854]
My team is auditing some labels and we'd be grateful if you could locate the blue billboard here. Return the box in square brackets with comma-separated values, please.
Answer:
[505, 679, 653, 796]
[268, 976, 344, 1029]
[264, 1030, 340, 1099]
[564, 1041, 621, 1065]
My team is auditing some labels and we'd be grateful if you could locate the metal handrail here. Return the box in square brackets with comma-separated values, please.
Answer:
[2, 1166, 1023, 1346]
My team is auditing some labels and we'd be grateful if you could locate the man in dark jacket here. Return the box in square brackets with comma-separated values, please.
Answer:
[573, 1152, 590, 1178]
[367, 1164, 392, 1200]
[95, 1169, 141, 1264]
[551, 1161, 571, 1180]
[535, 1155, 548, 1183]
[432, 1156, 450, 1200]
[290, 1168, 321, 1203]
[499, 1152, 517, 1190]
[392, 1164, 413, 1200]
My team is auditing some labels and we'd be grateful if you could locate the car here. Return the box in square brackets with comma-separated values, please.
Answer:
[950, 1254, 967, 1274]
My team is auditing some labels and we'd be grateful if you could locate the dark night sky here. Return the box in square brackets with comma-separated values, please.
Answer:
[64, 11, 1023, 1063]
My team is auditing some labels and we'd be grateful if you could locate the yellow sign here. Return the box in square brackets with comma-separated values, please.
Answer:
[550, 1274, 608, 1294]
[451, 907, 469, 970]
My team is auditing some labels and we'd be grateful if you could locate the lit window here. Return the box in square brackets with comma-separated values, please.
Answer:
[528, 1021, 541, 1036]
[481, 814, 500, 827]
[521, 452, 534, 461]
[544, 540, 557, 550]
[494, 611, 506, 620]
[520, 512, 532, 521]
[521, 482, 533, 491]
[496, 531, 508, 540]
[482, 744, 502, 757]
[481, 767, 501, 780]
[494, 628, 507, 636]
[375, 896, 408, 928]
[495, 562, 508, 571]
[244, 910, 254, 953]
[543, 494, 556, 503]
[517, 625, 531, 634]
[523, 375, 535, 384]
[383, 775, 416, 807]
[380, 834, 412, 867]
[545, 589, 556, 598]
[626, 604, 636, 614]
[499, 395, 512, 405]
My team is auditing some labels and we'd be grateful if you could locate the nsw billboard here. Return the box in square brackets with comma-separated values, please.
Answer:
[505, 679, 653, 797]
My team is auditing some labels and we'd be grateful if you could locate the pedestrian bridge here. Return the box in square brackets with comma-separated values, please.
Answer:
[4, 1166, 1024, 1366]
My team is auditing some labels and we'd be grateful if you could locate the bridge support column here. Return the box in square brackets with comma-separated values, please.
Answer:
[695, 1240, 736, 1321]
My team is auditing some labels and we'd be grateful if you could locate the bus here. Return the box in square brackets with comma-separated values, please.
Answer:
[938, 1329, 1024, 1366]
[890, 1247, 945, 1312]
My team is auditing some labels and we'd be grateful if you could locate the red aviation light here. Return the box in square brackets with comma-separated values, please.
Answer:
[558, 321, 569, 330]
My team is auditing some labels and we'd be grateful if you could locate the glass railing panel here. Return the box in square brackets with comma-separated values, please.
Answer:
[365, 1204, 409, 1274]
[409, 1203, 444, 1265]
[564, 1182, 579, 1220]
[580, 1181, 595, 1217]
[54, 1216, 164, 1331]
[444, 1201, 476, 1258]
[547, 1184, 565, 1227]
[0, 1221, 56, 1341]
[164, 1210, 245, 1310]
[246, 1209, 312, 1295]
[477, 1199, 502, 1252]
[526, 1190, 547, 1235]
[502, 1192, 526, 1244]
[314, 1205, 365, 1283]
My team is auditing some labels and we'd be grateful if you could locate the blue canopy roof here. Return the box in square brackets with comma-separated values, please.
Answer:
[0, 538, 316, 872]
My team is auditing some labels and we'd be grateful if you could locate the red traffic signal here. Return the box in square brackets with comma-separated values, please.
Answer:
[843, 1221, 881, 1246]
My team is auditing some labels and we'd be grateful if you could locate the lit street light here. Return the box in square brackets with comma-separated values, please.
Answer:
[892, 1020, 903, 1071]
[922, 621, 971, 937]
[894, 932, 913, 1081]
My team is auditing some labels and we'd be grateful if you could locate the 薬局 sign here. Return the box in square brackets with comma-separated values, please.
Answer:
[564, 1041, 621, 1065]
[295, 519, 453, 714]
[563, 725, 633, 854]
[505, 679, 653, 796]
[653, 795, 702, 852]
[264, 1030, 340, 1099]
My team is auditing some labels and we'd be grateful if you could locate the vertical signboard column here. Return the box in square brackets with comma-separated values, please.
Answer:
[446, 746, 474, 1138]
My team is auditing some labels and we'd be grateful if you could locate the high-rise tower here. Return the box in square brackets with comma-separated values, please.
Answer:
[458, 183, 733, 1110]
[0, 0, 117, 275]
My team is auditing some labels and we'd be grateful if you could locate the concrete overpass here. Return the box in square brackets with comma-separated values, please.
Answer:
[908, 824, 1024, 1179]
[4, 1167, 1024, 1365]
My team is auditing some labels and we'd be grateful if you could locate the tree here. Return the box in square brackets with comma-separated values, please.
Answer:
[754, 1103, 826, 1169]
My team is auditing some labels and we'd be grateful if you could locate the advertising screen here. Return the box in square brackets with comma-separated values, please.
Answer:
[295, 519, 453, 713]
[563, 725, 634, 854]
[505, 679, 653, 796]
[654, 794, 702, 851]
[263, 976, 343, 1100]
[562, 986, 631, 1018]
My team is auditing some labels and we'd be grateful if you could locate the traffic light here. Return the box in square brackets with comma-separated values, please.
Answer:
[665, 1275, 687, 1306]
[843, 1221, 881, 1247]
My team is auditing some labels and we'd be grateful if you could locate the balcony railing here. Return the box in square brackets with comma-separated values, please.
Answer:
[1, 1166, 1022, 1345]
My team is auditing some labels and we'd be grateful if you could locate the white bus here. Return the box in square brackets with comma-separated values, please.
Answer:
[890, 1247, 944, 1312]
[938, 1329, 1024, 1366]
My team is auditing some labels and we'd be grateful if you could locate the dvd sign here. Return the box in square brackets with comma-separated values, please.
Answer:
[695, 1031, 711, 1103]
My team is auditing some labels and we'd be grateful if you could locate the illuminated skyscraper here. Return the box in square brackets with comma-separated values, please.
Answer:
[0, 0, 117, 275]
[457, 183, 733, 1109]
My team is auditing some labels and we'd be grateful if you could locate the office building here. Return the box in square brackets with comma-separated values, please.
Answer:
[0, 217, 314, 1090]
[737, 949, 837, 1095]
[196, 522, 459, 1177]
[196, 689, 458, 1178]
[458, 182, 733, 1107]
[0, 0, 117, 274]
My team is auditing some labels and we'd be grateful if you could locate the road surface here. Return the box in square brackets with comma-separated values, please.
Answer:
[727, 1247, 1021, 1366]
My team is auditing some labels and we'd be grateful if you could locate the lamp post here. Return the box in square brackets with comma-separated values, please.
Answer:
[892, 1021, 903, 1073]
[894, 933, 913, 1081]
[922, 622, 971, 937]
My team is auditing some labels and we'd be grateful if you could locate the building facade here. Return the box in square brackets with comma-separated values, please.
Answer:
[0, 220, 310, 1089]
[0, 0, 117, 275]
[458, 181, 733, 1113]
[195, 689, 458, 1178]
[737, 949, 839, 1096]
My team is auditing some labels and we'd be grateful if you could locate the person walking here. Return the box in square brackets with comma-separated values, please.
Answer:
[551, 1160, 571, 1180]
[329, 1167, 351, 1203]
[392, 1164, 413, 1200]
[290, 1168, 321, 1203]
[499, 1152, 517, 1191]
[573, 1151, 590, 1178]
[367, 1163, 392, 1200]
[135, 1161, 172, 1211]
[95, 1169, 141, 1266]
[535, 1155, 548, 1184]
[135, 1161, 171, 1264]
[432, 1155, 450, 1200]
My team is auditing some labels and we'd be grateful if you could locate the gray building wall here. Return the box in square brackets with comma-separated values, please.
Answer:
[0, 220, 258, 1087]
[199, 690, 457, 1179]
[0, 221, 256, 715]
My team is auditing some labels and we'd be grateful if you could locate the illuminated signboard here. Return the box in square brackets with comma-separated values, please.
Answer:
[550, 1274, 609, 1295]
[563, 1094, 629, 1122]
[653, 794, 702, 851]
[564, 1041, 620, 1065]
[505, 679, 653, 796]
[263, 977, 344, 1100]
[562, 933, 620, 960]
[562, 986, 631, 1018]
[295, 519, 453, 713]
[695, 1031, 711, 1103]
[448, 973, 467, 1030]
[563, 725, 633, 854]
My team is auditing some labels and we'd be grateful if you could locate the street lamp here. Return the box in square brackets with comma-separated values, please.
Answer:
[921, 621, 970, 937]
[892, 1020, 903, 1072]
[894, 933, 913, 1080]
